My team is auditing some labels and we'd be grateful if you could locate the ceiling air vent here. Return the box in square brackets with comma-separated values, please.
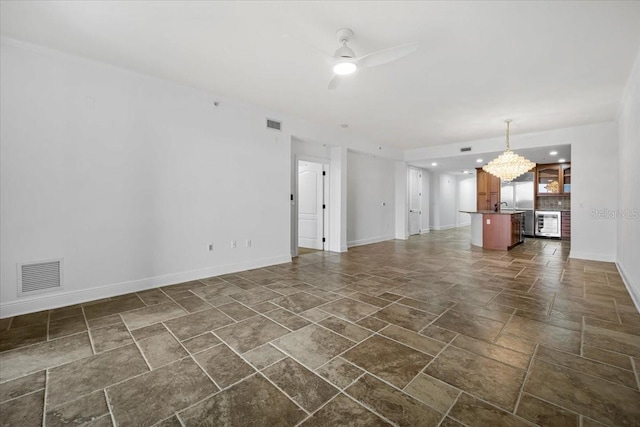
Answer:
[460, 147, 472, 152]
[18, 259, 63, 296]
[266, 119, 282, 131]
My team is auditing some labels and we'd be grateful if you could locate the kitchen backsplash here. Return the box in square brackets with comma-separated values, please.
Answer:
[537, 195, 571, 210]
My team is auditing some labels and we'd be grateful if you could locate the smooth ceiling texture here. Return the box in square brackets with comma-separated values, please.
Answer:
[2, 1, 640, 150]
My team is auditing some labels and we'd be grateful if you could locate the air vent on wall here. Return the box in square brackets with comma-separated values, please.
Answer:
[266, 119, 282, 131]
[460, 147, 472, 152]
[18, 259, 63, 296]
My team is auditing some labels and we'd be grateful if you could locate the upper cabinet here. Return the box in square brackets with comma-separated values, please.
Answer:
[476, 168, 501, 210]
[536, 163, 571, 195]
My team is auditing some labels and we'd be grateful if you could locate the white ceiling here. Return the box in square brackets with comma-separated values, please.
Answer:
[409, 144, 571, 175]
[1, 1, 640, 151]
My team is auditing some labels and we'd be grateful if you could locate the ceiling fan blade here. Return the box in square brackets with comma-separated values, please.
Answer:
[357, 42, 418, 68]
[328, 75, 341, 90]
[281, 34, 333, 60]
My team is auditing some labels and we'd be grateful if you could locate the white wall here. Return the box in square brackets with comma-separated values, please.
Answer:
[347, 151, 395, 247]
[0, 40, 295, 316]
[456, 175, 477, 226]
[570, 123, 618, 262]
[617, 51, 640, 307]
[429, 172, 458, 230]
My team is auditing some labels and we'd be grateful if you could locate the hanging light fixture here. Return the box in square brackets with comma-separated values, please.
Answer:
[483, 120, 535, 182]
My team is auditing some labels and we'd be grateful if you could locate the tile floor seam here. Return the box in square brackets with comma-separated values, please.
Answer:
[81, 307, 97, 355]
[0, 387, 45, 406]
[46, 310, 51, 342]
[417, 304, 456, 335]
[253, 371, 312, 417]
[532, 350, 640, 393]
[338, 390, 401, 427]
[519, 391, 582, 421]
[422, 334, 458, 373]
[450, 392, 537, 427]
[491, 310, 516, 344]
[631, 356, 640, 392]
[120, 315, 153, 371]
[435, 391, 463, 427]
[312, 319, 366, 346]
[103, 387, 117, 427]
[167, 327, 224, 391]
[372, 325, 444, 358]
[512, 343, 539, 415]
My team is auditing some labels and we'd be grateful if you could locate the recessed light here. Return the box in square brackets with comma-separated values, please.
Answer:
[476, 159, 483, 163]
[431, 162, 438, 166]
[549, 151, 558, 156]
[340, 124, 349, 128]
[558, 158, 566, 163]
[463, 170, 469, 174]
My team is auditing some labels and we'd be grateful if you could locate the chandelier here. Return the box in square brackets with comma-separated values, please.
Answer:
[483, 120, 535, 182]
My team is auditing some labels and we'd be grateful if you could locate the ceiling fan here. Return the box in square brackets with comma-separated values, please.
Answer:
[288, 28, 418, 89]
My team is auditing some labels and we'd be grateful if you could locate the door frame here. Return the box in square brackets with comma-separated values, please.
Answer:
[293, 155, 329, 257]
[408, 167, 423, 235]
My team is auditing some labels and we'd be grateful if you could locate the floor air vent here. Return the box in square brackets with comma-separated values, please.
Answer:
[18, 259, 63, 296]
[266, 119, 282, 131]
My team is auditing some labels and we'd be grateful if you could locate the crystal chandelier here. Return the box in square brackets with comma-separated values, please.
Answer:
[483, 120, 535, 182]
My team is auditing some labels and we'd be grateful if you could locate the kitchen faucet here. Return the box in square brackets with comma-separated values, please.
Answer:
[494, 202, 508, 212]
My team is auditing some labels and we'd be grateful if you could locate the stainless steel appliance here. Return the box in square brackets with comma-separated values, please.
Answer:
[535, 211, 562, 237]
[500, 172, 535, 236]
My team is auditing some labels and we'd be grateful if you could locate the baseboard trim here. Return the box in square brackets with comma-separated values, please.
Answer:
[347, 235, 394, 248]
[431, 224, 456, 231]
[616, 261, 640, 313]
[420, 228, 430, 234]
[456, 222, 471, 227]
[569, 251, 616, 262]
[0, 254, 292, 318]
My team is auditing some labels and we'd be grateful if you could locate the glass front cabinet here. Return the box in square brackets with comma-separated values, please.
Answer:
[536, 163, 571, 195]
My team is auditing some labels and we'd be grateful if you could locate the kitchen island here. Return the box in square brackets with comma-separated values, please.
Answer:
[461, 210, 525, 250]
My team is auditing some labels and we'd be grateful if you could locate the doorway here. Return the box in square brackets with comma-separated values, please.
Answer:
[408, 167, 423, 235]
[298, 160, 327, 251]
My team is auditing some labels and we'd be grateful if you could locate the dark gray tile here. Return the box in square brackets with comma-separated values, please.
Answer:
[263, 308, 310, 330]
[194, 344, 255, 388]
[120, 302, 187, 330]
[178, 374, 306, 426]
[130, 323, 167, 341]
[0, 389, 44, 426]
[138, 331, 188, 369]
[0, 333, 93, 382]
[46, 390, 109, 427]
[164, 308, 233, 341]
[448, 393, 532, 427]
[83, 296, 145, 320]
[380, 324, 445, 356]
[524, 359, 640, 426]
[0, 371, 45, 403]
[321, 298, 379, 322]
[373, 304, 437, 332]
[217, 302, 258, 321]
[316, 357, 364, 389]
[300, 393, 392, 427]
[425, 345, 526, 412]
[272, 324, 354, 369]
[243, 344, 286, 370]
[404, 374, 461, 412]
[318, 316, 372, 342]
[107, 358, 218, 426]
[0, 322, 47, 352]
[47, 344, 148, 407]
[181, 332, 221, 354]
[90, 323, 133, 353]
[346, 374, 443, 426]
[343, 335, 432, 388]
[49, 315, 87, 340]
[272, 292, 328, 313]
[516, 393, 578, 427]
[215, 315, 289, 353]
[263, 358, 339, 412]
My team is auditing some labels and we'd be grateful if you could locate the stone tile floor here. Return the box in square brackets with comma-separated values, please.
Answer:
[1, 228, 640, 426]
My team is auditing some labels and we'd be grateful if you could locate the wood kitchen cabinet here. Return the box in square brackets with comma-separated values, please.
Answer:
[536, 163, 571, 195]
[511, 213, 523, 247]
[476, 168, 501, 211]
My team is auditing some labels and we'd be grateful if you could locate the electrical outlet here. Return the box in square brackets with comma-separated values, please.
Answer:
[246, 240, 252, 248]
[208, 244, 213, 251]
[231, 240, 237, 248]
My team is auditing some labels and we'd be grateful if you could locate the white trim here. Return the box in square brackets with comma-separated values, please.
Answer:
[456, 222, 471, 227]
[347, 235, 394, 248]
[431, 224, 457, 231]
[0, 254, 291, 318]
[420, 228, 431, 234]
[569, 251, 616, 263]
[616, 261, 640, 313]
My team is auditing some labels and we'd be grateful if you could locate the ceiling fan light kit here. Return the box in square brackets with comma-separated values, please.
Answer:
[291, 27, 418, 89]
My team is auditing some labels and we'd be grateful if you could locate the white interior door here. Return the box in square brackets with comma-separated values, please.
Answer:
[298, 161, 324, 250]
[409, 168, 422, 235]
